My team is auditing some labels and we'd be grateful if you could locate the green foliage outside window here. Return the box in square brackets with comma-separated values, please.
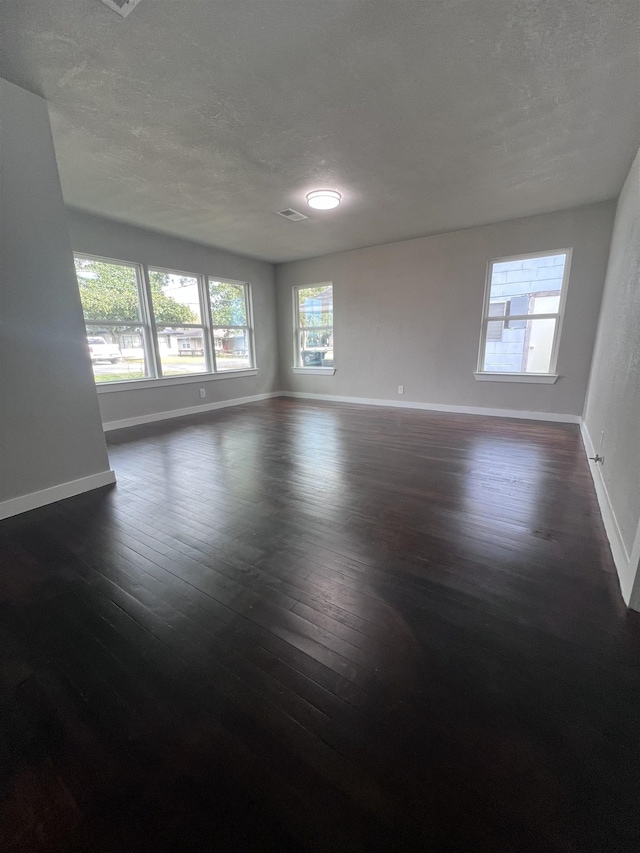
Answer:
[75, 259, 197, 329]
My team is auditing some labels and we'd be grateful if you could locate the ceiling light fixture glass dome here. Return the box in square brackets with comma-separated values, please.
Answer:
[306, 189, 342, 210]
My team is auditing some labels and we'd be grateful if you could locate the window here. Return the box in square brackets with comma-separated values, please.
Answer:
[294, 284, 334, 368]
[74, 255, 255, 385]
[477, 251, 570, 378]
[208, 280, 254, 371]
[75, 256, 151, 383]
[148, 269, 208, 376]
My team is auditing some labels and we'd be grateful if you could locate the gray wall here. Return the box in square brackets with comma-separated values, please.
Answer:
[0, 80, 111, 503]
[276, 203, 615, 416]
[583, 148, 640, 601]
[66, 210, 278, 426]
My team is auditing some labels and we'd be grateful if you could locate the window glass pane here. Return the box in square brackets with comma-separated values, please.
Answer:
[486, 302, 505, 341]
[482, 317, 557, 373]
[489, 254, 566, 304]
[86, 324, 148, 383]
[531, 294, 561, 315]
[157, 327, 208, 376]
[508, 295, 529, 316]
[214, 329, 251, 371]
[506, 295, 528, 329]
[297, 285, 333, 327]
[75, 258, 141, 322]
[149, 270, 202, 324]
[209, 281, 247, 326]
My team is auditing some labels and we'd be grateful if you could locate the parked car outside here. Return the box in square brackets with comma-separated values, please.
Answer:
[87, 336, 122, 364]
[302, 348, 333, 366]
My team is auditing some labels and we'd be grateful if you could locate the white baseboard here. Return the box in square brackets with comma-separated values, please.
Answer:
[103, 391, 281, 432]
[0, 469, 117, 521]
[281, 391, 581, 424]
[580, 420, 638, 607]
[104, 389, 580, 432]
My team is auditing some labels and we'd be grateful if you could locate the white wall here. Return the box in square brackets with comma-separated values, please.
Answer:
[0, 80, 113, 517]
[276, 203, 615, 418]
[583, 148, 640, 607]
[66, 210, 279, 427]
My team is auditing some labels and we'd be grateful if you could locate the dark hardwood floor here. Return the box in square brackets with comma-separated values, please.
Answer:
[1, 398, 639, 852]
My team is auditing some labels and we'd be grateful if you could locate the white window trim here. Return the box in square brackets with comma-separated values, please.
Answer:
[475, 248, 572, 381]
[473, 372, 558, 384]
[96, 369, 259, 393]
[209, 277, 256, 374]
[75, 254, 257, 387]
[292, 282, 334, 370]
[291, 367, 336, 375]
[146, 264, 212, 376]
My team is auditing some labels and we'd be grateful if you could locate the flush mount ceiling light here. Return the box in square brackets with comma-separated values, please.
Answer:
[306, 190, 342, 210]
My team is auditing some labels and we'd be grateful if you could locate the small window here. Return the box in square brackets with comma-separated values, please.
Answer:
[208, 280, 254, 372]
[478, 251, 570, 376]
[294, 284, 334, 368]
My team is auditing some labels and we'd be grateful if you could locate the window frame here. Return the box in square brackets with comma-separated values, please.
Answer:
[475, 248, 572, 383]
[208, 278, 255, 373]
[74, 253, 258, 389]
[292, 283, 335, 374]
[75, 253, 153, 383]
[147, 265, 212, 376]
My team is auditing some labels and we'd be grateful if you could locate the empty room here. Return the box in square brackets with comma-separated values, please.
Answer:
[1, 0, 639, 850]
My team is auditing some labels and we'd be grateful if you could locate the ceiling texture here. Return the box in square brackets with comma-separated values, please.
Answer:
[1, 0, 638, 262]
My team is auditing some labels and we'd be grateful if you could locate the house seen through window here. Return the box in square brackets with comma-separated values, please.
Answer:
[478, 251, 570, 375]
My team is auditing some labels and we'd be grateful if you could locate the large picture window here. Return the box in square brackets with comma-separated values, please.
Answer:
[74, 255, 255, 385]
[477, 251, 570, 378]
[294, 284, 334, 368]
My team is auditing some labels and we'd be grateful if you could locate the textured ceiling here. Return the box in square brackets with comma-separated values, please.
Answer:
[1, 0, 638, 262]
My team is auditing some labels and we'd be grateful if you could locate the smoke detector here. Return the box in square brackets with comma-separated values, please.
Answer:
[98, 0, 144, 17]
[276, 208, 308, 222]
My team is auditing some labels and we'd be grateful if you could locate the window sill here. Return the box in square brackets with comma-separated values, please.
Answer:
[473, 372, 558, 384]
[96, 368, 258, 393]
[291, 367, 336, 376]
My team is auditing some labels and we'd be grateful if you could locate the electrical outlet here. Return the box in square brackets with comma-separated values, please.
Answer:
[398, 385, 404, 395]
[199, 388, 206, 399]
